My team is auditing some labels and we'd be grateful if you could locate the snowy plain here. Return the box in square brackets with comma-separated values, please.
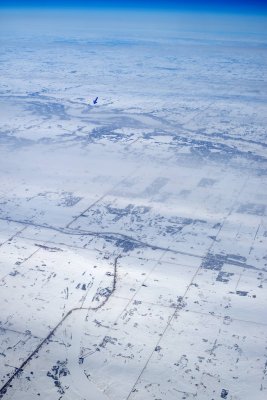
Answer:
[0, 9, 267, 400]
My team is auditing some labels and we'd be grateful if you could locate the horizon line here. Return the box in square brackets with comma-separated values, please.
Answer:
[1, 5, 267, 16]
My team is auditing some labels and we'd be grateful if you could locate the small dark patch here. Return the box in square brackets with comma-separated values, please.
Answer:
[201, 254, 225, 271]
[9, 270, 19, 277]
[26, 101, 69, 120]
[237, 203, 265, 216]
[47, 360, 70, 395]
[34, 244, 63, 252]
[90, 125, 129, 143]
[106, 204, 150, 223]
[165, 225, 183, 235]
[227, 254, 247, 263]
[115, 238, 141, 252]
[201, 252, 253, 272]
[58, 192, 82, 207]
[236, 290, 248, 296]
[216, 271, 234, 283]
[165, 216, 205, 236]
[141, 177, 169, 197]
[198, 178, 216, 187]
[221, 388, 229, 398]
[209, 235, 216, 241]
[94, 287, 112, 302]
[99, 336, 117, 348]
[179, 190, 191, 197]
[176, 296, 187, 310]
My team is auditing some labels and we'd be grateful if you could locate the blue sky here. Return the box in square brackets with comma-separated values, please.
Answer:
[0, 1, 267, 14]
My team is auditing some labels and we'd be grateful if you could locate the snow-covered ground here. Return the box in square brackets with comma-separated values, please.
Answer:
[0, 10, 267, 400]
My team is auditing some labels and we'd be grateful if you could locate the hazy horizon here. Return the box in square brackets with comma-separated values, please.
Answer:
[1, 10, 267, 40]
[0, 0, 267, 15]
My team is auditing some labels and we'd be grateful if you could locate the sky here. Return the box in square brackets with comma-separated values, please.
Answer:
[0, 0, 267, 14]
[0, 1, 266, 39]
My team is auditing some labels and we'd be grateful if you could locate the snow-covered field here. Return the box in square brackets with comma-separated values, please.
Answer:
[0, 10, 267, 400]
